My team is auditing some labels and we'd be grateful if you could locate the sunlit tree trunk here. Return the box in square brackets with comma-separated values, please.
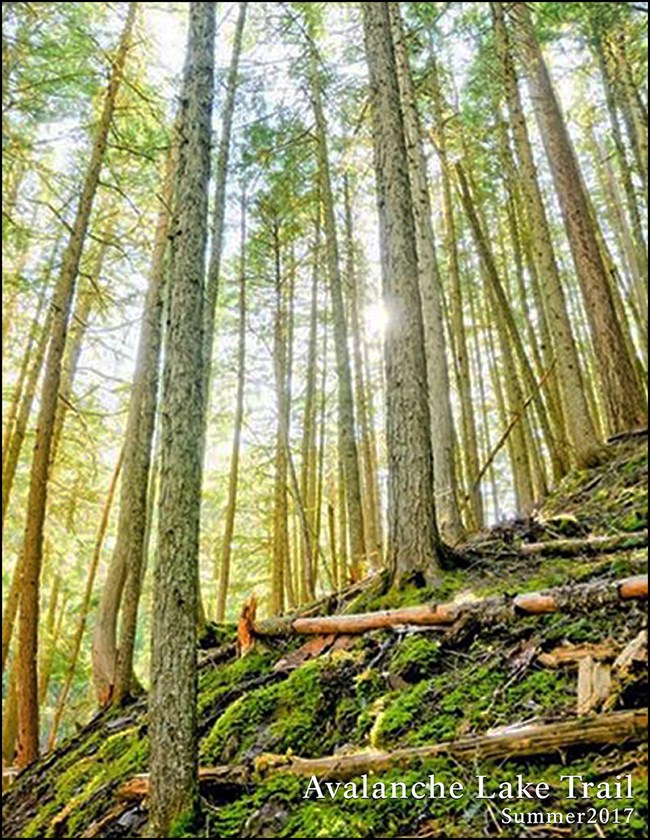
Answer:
[487, 5, 594, 465]
[2, 276, 49, 476]
[201, 0, 247, 442]
[148, 3, 215, 833]
[363, 2, 443, 586]
[15, 3, 136, 768]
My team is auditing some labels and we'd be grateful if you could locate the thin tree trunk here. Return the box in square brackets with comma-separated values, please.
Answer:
[215, 189, 247, 622]
[299, 221, 321, 602]
[149, 3, 215, 834]
[94, 139, 176, 707]
[2, 275, 49, 476]
[455, 161, 565, 482]
[363, 2, 443, 586]
[1, 306, 52, 539]
[271, 222, 289, 616]
[307, 22, 366, 580]
[343, 179, 384, 567]
[50, 236, 110, 464]
[37, 572, 61, 705]
[429, 56, 483, 530]
[15, 3, 136, 768]
[49, 448, 124, 750]
[201, 0, 247, 452]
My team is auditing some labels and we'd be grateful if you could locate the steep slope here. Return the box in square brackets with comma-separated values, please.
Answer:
[3, 437, 648, 839]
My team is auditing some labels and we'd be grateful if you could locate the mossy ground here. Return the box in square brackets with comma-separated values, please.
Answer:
[3, 439, 647, 838]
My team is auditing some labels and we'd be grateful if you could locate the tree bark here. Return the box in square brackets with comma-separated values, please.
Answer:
[148, 4, 215, 835]
[15, 3, 136, 768]
[389, 3, 463, 542]
[362, 3, 443, 586]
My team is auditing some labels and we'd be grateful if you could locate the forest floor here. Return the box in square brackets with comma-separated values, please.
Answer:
[2, 436, 648, 839]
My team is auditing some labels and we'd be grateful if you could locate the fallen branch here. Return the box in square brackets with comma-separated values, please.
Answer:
[519, 531, 647, 558]
[118, 709, 648, 800]
[266, 575, 648, 636]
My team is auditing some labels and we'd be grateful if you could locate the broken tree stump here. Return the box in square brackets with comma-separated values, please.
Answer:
[577, 657, 612, 714]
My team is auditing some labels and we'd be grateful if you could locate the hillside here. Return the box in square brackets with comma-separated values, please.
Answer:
[3, 435, 648, 839]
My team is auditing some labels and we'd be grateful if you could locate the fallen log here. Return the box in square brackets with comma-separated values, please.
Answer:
[264, 575, 648, 637]
[117, 709, 648, 800]
[519, 531, 647, 558]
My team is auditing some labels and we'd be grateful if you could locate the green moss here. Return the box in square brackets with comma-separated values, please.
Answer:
[198, 649, 274, 717]
[201, 652, 373, 765]
[388, 636, 442, 684]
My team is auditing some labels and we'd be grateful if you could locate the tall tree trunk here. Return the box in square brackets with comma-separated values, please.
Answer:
[299, 221, 321, 602]
[389, 3, 463, 541]
[362, 2, 443, 586]
[429, 55, 483, 530]
[592, 25, 648, 289]
[215, 189, 247, 622]
[509, 2, 647, 435]
[109, 143, 176, 707]
[306, 23, 366, 580]
[491, 7, 601, 466]
[271, 221, 289, 616]
[1, 306, 52, 539]
[609, 27, 648, 192]
[148, 4, 215, 834]
[15, 3, 136, 768]
[201, 1, 248, 445]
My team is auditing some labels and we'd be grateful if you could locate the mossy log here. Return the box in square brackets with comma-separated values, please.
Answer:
[117, 709, 648, 799]
[249, 575, 647, 638]
[519, 530, 647, 558]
